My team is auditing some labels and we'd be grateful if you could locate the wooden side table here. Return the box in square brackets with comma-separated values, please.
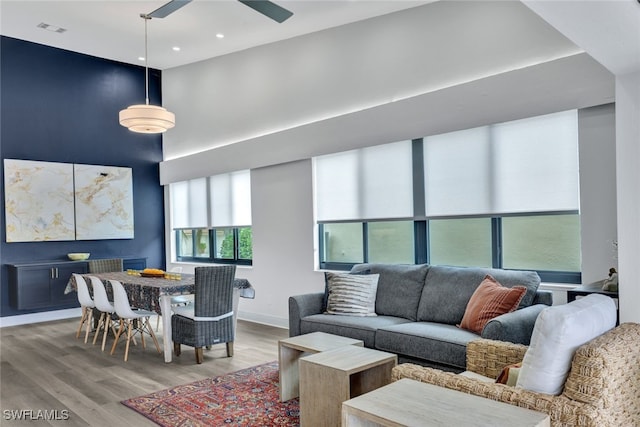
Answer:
[567, 282, 619, 325]
[342, 378, 550, 427]
[299, 345, 397, 427]
[278, 332, 363, 401]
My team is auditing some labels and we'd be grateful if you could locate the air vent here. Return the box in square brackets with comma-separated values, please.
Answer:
[37, 22, 67, 34]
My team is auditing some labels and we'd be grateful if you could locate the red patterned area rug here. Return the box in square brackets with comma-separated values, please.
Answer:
[122, 361, 299, 426]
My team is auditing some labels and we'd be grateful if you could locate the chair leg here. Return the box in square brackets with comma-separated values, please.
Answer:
[76, 307, 88, 339]
[144, 318, 161, 353]
[83, 309, 93, 344]
[174, 342, 181, 357]
[101, 314, 112, 351]
[110, 320, 125, 355]
[93, 312, 106, 345]
[195, 347, 204, 364]
[226, 342, 234, 357]
[155, 314, 161, 331]
[124, 320, 133, 362]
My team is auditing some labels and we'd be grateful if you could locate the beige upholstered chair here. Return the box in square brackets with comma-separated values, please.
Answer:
[392, 323, 640, 427]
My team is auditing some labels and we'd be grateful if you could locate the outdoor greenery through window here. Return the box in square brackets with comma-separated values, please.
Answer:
[176, 227, 252, 265]
[315, 110, 582, 283]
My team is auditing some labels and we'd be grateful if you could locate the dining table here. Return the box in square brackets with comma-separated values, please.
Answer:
[65, 271, 254, 363]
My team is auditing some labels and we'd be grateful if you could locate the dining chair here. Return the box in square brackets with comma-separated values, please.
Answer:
[109, 279, 161, 362]
[87, 258, 123, 273]
[73, 273, 95, 344]
[172, 265, 236, 364]
[88, 276, 118, 352]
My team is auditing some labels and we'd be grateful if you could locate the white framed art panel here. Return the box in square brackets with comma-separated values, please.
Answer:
[3, 159, 75, 242]
[74, 164, 134, 240]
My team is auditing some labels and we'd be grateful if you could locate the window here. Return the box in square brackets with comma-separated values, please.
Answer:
[171, 170, 252, 265]
[315, 111, 582, 283]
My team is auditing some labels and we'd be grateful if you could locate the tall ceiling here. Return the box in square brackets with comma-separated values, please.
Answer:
[0, 0, 433, 70]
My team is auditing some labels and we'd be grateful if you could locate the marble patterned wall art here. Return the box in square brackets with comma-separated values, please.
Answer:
[3, 159, 75, 242]
[74, 164, 134, 240]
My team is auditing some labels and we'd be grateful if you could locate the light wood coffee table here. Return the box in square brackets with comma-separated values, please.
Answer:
[299, 345, 397, 427]
[342, 378, 550, 427]
[278, 332, 363, 401]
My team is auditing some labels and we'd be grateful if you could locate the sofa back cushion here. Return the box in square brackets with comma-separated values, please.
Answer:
[417, 265, 540, 325]
[350, 263, 429, 321]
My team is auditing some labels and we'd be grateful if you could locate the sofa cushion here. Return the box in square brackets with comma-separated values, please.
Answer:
[322, 269, 371, 312]
[459, 275, 527, 333]
[417, 266, 540, 325]
[350, 263, 429, 321]
[300, 314, 411, 348]
[325, 272, 379, 316]
[375, 322, 480, 370]
[516, 294, 617, 395]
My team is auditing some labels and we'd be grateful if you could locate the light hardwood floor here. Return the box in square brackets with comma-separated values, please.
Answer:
[0, 317, 289, 426]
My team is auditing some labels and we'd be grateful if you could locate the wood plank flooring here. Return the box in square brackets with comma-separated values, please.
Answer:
[0, 317, 289, 426]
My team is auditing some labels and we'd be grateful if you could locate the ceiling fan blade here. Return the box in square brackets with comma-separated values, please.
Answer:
[238, 0, 293, 23]
[147, 0, 193, 19]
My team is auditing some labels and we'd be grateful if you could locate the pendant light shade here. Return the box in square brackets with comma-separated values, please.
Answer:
[119, 104, 175, 133]
[119, 15, 175, 134]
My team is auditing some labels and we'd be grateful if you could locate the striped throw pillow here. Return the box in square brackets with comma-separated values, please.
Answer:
[325, 272, 380, 316]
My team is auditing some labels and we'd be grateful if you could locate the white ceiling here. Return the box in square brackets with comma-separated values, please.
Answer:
[0, 0, 433, 70]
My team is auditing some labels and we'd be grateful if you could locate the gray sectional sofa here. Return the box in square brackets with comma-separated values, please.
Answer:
[289, 263, 552, 372]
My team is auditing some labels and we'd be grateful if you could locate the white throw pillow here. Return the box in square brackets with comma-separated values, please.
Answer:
[325, 272, 379, 316]
[516, 294, 617, 395]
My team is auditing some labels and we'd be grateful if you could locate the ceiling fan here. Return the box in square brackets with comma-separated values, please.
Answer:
[145, 0, 293, 23]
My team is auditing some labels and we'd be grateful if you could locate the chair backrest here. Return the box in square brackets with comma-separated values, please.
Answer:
[194, 266, 236, 318]
[109, 280, 138, 319]
[88, 258, 123, 273]
[73, 273, 94, 308]
[89, 276, 114, 313]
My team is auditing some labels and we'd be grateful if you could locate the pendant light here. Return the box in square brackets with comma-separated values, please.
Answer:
[119, 14, 175, 134]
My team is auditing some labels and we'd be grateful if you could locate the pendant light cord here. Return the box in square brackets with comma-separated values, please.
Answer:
[143, 15, 150, 105]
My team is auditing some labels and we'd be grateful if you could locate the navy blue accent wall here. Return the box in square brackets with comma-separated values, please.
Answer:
[0, 36, 166, 317]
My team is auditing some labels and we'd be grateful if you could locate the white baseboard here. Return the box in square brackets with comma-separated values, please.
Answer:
[237, 310, 288, 330]
[0, 308, 82, 328]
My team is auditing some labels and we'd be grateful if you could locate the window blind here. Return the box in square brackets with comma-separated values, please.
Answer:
[314, 140, 414, 222]
[423, 110, 579, 217]
[170, 170, 251, 229]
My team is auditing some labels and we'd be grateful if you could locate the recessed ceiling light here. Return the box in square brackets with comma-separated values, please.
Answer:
[37, 22, 67, 34]
[216, 33, 224, 39]
[172, 46, 181, 51]
[138, 56, 145, 61]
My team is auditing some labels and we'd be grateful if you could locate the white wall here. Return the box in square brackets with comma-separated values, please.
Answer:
[578, 104, 617, 284]
[615, 71, 640, 323]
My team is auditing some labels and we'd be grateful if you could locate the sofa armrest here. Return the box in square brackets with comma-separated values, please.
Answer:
[392, 363, 597, 425]
[465, 338, 528, 378]
[481, 304, 547, 345]
[288, 292, 324, 337]
[532, 289, 553, 306]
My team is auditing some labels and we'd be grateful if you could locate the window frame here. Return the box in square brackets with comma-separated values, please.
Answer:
[175, 227, 252, 266]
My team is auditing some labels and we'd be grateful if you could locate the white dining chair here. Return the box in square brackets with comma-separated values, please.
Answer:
[73, 273, 95, 344]
[88, 276, 118, 352]
[109, 280, 161, 362]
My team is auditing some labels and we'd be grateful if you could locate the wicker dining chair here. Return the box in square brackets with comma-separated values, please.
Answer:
[172, 265, 236, 364]
[87, 258, 123, 273]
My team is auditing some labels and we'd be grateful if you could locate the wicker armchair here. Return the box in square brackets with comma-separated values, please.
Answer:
[171, 266, 236, 364]
[392, 323, 640, 427]
[87, 258, 123, 273]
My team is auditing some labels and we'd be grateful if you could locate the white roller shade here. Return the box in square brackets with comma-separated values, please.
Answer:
[424, 110, 579, 217]
[170, 178, 208, 228]
[315, 140, 414, 221]
[209, 170, 252, 227]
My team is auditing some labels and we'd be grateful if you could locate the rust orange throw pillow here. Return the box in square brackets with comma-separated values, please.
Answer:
[459, 275, 527, 334]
